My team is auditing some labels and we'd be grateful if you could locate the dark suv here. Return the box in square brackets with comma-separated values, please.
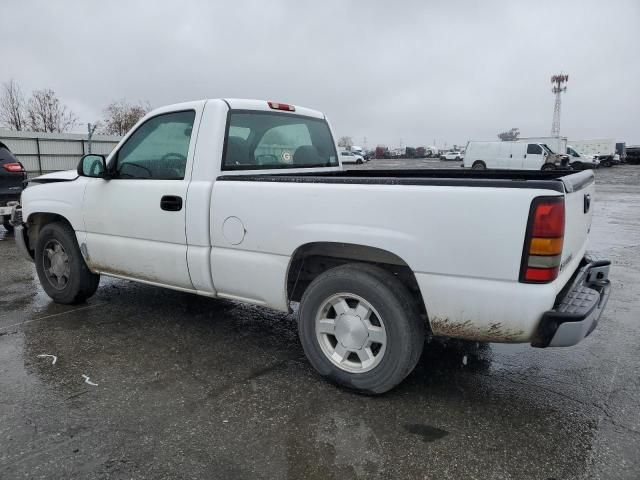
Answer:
[0, 142, 26, 232]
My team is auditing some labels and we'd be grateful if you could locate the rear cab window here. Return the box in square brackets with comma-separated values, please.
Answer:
[223, 111, 338, 170]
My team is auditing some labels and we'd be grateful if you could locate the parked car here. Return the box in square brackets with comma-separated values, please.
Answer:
[566, 145, 600, 170]
[339, 149, 364, 164]
[375, 146, 389, 159]
[440, 151, 463, 161]
[10, 99, 611, 394]
[568, 138, 617, 167]
[464, 141, 568, 170]
[425, 146, 439, 158]
[0, 142, 26, 232]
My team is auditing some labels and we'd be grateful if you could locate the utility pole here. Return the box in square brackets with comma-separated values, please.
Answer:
[550, 73, 568, 137]
[87, 122, 98, 154]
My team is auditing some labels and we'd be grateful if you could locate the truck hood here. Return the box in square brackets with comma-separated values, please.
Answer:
[29, 170, 78, 184]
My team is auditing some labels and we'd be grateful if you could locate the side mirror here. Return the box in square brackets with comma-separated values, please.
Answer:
[77, 154, 107, 178]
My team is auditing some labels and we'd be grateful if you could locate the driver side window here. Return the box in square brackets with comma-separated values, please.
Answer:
[115, 110, 195, 180]
[526, 144, 543, 155]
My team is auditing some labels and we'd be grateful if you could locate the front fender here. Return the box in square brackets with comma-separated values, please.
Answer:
[22, 178, 88, 232]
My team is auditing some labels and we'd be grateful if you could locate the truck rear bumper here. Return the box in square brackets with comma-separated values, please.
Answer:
[531, 254, 611, 348]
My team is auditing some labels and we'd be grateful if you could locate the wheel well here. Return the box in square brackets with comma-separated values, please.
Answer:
[287, 242, 428, 317]
[24, 213, 74, 257]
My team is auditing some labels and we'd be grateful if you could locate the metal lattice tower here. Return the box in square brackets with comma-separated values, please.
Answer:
[550, 74, 569, 136]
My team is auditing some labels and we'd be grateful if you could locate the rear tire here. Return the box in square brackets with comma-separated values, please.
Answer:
[2, 216, 13, 233]
[541, 164, 556, 171]
[35, 222, 100, 304]
[472, 161, 486, 170]
[298, 263, 425, 394]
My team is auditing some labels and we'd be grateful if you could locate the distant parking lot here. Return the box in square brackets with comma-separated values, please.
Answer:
[1, 164, 639, 479]
[345, 157, 458, 170]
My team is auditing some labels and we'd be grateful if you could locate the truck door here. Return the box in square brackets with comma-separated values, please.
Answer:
[82, 110, 198, 289]
[497, 142, 513, 168]
[525, 143, 545, 170]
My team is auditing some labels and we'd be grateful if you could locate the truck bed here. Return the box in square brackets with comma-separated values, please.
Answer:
[218, 168, 593, 193]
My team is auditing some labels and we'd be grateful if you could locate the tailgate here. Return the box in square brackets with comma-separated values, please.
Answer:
[559, 170, 595, 278]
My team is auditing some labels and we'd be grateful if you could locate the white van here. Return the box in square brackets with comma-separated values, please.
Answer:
[463, 141, 564, 170]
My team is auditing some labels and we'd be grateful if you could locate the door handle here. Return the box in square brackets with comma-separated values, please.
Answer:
[584, 193, 591, 213]
[160, 195, 183, 211]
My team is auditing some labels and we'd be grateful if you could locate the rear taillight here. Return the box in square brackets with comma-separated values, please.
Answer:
[267, 101, 295, 112]
[2, 162, 24, 173]
[520, 196, 565, 283]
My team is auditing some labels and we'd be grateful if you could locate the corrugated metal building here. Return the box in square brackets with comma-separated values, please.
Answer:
[0, 130, 122, 177]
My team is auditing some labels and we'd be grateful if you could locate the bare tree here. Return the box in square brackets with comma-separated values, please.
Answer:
[337, 136, 353, 148]
[497, 128, 520, 141]
[102, 99, 151, 136]
[26, 89, 78, 133]
[0, 79, 27, 131]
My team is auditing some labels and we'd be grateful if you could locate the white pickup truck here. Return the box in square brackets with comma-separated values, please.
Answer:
[10, 99, 611, 394]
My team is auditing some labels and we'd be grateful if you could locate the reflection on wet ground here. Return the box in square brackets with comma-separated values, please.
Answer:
[1, 165, 639, 479]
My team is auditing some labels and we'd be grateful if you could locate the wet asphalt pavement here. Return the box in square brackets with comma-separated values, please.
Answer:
[1, 162, 639, 479]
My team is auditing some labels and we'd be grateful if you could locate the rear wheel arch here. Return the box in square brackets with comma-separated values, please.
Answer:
[286, 242, 429, 321]
[297, 261, 426, 393]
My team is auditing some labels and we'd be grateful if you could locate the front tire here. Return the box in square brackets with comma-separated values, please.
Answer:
[298, 263, 425, 394]
[35, 222, 100, 304]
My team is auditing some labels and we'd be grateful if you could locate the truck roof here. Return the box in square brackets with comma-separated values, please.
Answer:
[144, 99, 326, 121]
[223, 99, 325, 119]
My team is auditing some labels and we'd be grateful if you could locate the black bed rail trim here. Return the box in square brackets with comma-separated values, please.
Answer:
[217, 169, 568, 192]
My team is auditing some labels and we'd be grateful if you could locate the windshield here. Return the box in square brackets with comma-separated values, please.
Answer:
[541, 144, 554, 154]
[223, 111, 338, 170]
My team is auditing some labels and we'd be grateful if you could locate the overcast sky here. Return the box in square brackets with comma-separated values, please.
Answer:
[2, 0, 639, 147]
